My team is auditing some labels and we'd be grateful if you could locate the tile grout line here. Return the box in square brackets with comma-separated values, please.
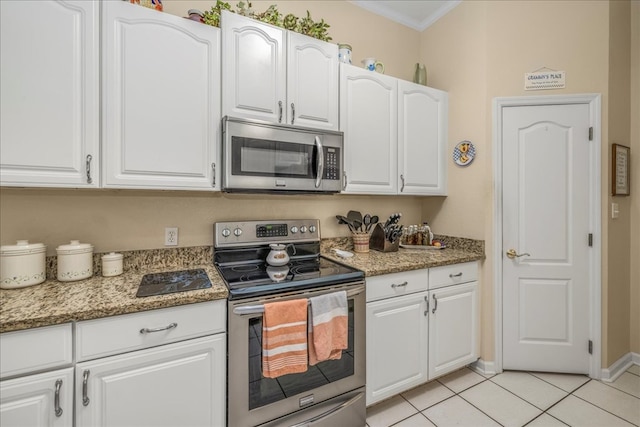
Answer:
[487, 372, 568, 412]
[570, 389, 640, 426]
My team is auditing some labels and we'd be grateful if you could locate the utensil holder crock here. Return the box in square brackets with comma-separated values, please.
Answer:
[351, 233, 370, 253]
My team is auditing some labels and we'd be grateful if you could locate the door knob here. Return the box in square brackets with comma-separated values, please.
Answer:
[506, 249, 530, 259]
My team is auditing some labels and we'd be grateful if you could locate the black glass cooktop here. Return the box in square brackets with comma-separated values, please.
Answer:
[136, 268, 212, 297]
[216, 257, 363, 300]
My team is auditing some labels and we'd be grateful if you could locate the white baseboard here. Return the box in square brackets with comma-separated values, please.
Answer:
[470, 359, 498, 376]
[601, 352, 640, 382]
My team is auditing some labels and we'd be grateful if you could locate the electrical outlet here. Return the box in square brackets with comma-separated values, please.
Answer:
[165, 227, 178, 246]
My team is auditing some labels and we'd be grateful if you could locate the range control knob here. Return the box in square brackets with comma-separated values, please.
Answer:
[221, 228, 231, 238]
[234, 228, 243, 237]
[290, 226, 298, 234]
[309, 225, 317, 234]
[300, 226, 307, 233]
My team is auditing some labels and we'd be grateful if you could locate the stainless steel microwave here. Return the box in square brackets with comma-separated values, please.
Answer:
[222, 116, 343, 193]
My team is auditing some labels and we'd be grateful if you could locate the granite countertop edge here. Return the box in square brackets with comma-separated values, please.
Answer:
[1, 235, 484, 334]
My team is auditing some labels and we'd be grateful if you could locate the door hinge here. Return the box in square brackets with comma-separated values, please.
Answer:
[588, 340, 593, 354]
[588, 233, 593, 247]
[589, 127, 593, 141]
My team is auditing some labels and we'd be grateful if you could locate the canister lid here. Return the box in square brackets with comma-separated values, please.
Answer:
[0, 240, 46, 256]
[101, 252, 123, 261]
[56, 240, 93, 254]
[338, 43, 352, 50]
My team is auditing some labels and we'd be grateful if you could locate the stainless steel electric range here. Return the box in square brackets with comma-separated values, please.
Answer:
[214, 219, 366, 427]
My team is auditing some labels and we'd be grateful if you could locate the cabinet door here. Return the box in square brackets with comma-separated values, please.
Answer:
[287, 32, 338, 130]
[76, 335, 225, 427]
[222, 11, 286, 123]
[0, 367, 73, 427]
[366, 291, 428, 406]
[428, 282, 479, 379]
[0, 0, 99, 188]
[103, 1, 221, 190]
[398, 81, 448, 195]
[340, 64, 398, 194]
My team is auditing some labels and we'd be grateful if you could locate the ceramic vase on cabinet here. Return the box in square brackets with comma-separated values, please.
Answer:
[413, 63, 427, 85]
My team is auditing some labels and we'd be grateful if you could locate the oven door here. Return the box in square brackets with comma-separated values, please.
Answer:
[227, 282, 366, 427]
[222, 117, 343, 193]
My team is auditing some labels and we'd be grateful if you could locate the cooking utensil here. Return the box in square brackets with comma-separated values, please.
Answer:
[369, 215, 379, 232]
[347, 211, 363, 232]
[336, 215, 357, 233]
[363, 214, 371, 232]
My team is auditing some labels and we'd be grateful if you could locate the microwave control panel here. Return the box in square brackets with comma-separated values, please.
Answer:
[324, 147, 340, 180]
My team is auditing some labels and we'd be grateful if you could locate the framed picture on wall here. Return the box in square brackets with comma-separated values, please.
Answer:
[612, 143, 630, 196]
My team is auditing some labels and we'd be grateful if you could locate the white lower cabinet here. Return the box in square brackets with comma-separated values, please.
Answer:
[0, 367, 74, 427]
[366, 291, 429, 406]
[428, 282, 479, 379]
[76, 335, 225, 427]
[365, 262, 479, 406]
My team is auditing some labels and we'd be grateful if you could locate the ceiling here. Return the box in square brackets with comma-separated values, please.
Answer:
[351, 0, 461, 31]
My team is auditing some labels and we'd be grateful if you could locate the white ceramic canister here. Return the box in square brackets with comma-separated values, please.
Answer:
[57, 240, 93, 282]
[0, 240, 46, 289]
[101, 252, 123, 277]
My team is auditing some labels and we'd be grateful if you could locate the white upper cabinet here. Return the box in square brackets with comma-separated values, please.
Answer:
[102, 1, 221, 190]
[340, 64, 398, 194]
[286, 32, 339, 130]
[222, 11, 338, 130]
[398, 81, 448, 195]
[340, 65, 448, 196]
[0, 0, 99, 188]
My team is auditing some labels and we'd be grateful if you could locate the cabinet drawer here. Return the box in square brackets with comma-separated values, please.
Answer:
[76, 300, 225, 362]
[0, 323, 73, 379]
[366, 269, 428, 302]
[429, 262, 478, 290]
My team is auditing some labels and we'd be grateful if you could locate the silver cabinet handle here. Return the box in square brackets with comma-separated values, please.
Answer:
[432, 294, 438, 314]
[211, 163, 216, 187]
[139, 322, 177, 334]
[291, 102, 295, 125]
[289, 391, 364, 427]
[82, 370, 90, 406]
[449, 272, 463, 278]
[391, 281, 408, 289]
[54, 379, 63, 417]
[314, 136, 324, 189]
[278, 101, 283, 123]
[85, 154, 93, 184]
[400, 174, 405, 192]
[424, 295, 429, 316]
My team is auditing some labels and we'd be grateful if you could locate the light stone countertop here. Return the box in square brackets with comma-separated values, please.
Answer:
[1, 236, 483, 334]
[320, 235, 485, 276]
[0, 265, 227, 334]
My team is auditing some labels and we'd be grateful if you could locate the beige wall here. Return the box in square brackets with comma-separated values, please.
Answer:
[607, 0, 632, 366]
[630, 0, 640, 355]
[420, 0, 638, 367]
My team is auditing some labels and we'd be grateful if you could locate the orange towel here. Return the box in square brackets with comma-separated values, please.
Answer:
[262, 299, 308, 378]
[308, 291, 348, 365]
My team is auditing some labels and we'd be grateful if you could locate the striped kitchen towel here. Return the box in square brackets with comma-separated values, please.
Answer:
[308, 291, 348, 365]
[262, 298, 308, 378]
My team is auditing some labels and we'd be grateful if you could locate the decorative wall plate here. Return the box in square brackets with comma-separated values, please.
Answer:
[453, 141, 475, 166]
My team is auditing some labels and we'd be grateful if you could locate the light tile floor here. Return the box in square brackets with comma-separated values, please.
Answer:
[366, 365, 640, 427]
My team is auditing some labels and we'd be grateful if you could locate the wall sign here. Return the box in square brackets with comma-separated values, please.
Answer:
[612, 143, 630, 196]
[524, 70, 566, 90]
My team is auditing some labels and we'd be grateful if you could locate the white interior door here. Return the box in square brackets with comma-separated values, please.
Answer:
[502, 103, 592, 374]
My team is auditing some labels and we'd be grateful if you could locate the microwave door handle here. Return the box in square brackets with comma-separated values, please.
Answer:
[314, 136, 324, 189]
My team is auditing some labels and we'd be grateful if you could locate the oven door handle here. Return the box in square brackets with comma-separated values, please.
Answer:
[232, 286, 365, 316]
[289, 390, 364, 427]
